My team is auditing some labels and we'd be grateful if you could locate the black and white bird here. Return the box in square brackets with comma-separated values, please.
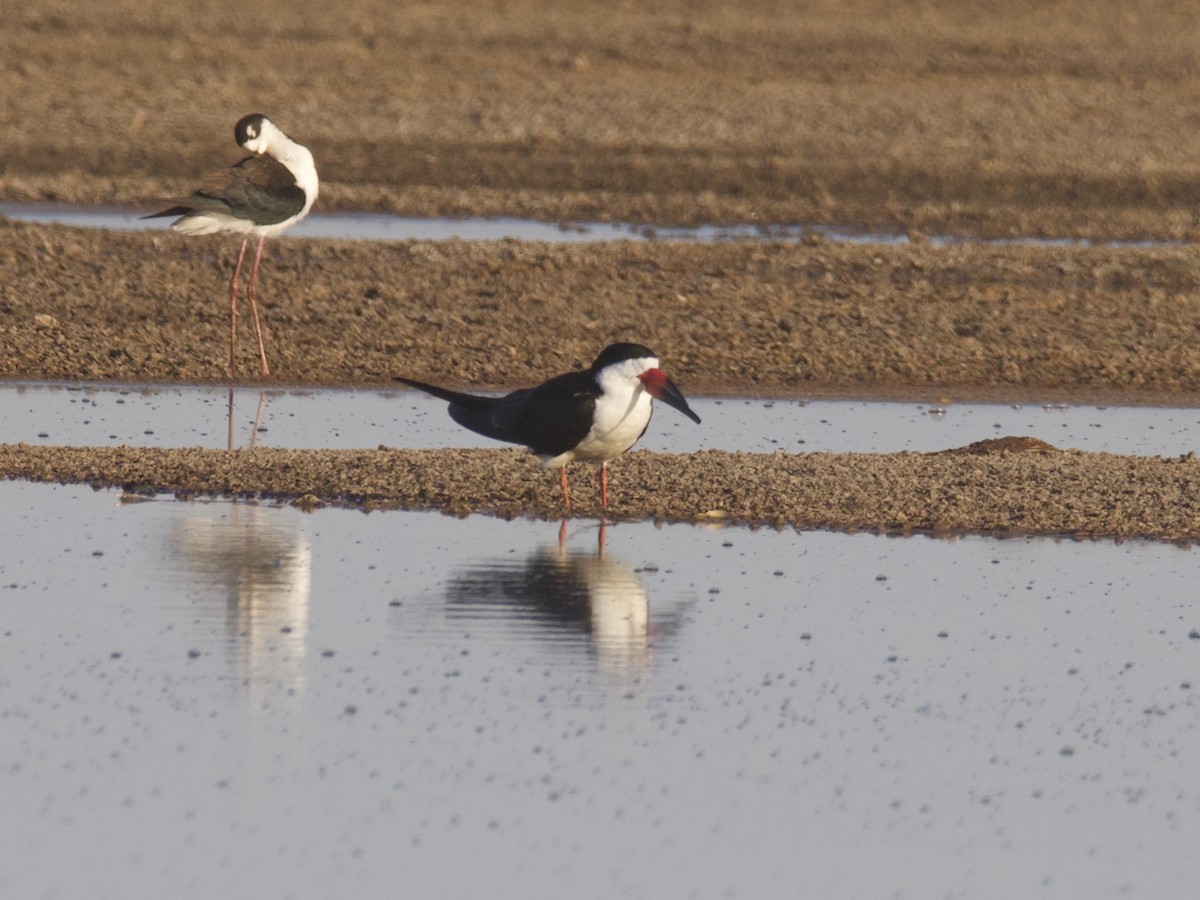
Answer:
[145, 113, 318, 377]
[395, 343, 701, 509]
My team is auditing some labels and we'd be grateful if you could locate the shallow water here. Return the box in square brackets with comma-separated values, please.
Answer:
[4, 381, 1200, 456]
[0, 201, 858, 243]
[0, 201, 1175, 248]
[1, 480, 1198, 899]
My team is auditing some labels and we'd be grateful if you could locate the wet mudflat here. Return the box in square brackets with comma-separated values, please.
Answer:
[2, 481, 1198, 899]
[8, 1, 1200, 895]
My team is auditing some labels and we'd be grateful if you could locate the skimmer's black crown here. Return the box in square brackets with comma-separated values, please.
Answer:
[590, 343, 658, 370]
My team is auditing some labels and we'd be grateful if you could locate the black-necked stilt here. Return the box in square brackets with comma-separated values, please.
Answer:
[396, 342, 701, 508]
[145, 113, 318, 377]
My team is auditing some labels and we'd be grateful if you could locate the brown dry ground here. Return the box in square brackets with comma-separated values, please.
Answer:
[4, 0, 1200, 537]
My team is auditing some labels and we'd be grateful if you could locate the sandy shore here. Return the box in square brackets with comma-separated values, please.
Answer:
[4, 0, 1200, 538]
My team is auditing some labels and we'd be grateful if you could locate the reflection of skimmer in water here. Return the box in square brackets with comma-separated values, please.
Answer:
[445, 522, 679, 672]
[169, 504, 311, 698]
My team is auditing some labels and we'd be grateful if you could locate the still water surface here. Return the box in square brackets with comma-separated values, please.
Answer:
[1, 481, 1198, 898]
[6, 381, 1200, 456]
[0, 201, 1175, 248]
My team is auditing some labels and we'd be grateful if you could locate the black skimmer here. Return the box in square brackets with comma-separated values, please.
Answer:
[395, 342, 701, 508]
[145, 113, 318, 377]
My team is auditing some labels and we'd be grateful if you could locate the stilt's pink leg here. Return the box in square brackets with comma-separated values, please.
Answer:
[229, 238, 250, 377]
[599, 463, 609, 508]
[245, 235, 271, 376]
[559, 466, 571, 509]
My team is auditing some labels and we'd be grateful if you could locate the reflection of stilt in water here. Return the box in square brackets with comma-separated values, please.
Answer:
[226, 388, 270, 450]
[170, 504, 311, 704]
[249, 391, 266, 448]
[446, 519, 665, 673]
